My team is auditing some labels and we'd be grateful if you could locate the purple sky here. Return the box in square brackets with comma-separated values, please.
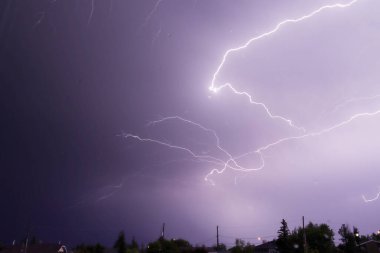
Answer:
[1, 0, 379, 248]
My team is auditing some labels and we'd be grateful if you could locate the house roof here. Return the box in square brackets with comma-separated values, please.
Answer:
[1, 244, 68, 253]
[255, 240, 278, 250]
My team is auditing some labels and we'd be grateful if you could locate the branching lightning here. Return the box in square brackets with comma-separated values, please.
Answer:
[123, 117, 255, 185]
[210, 0, 359, 91]
[124, 108, 380, 185]
[124, 0, 380, 202]
[203, 109, 380, 181]
[147, 116, 234, 162]
[145, 116, 256, 185]
[124, 133, 220, 163]
[209, 0, 359, 130]
[215, 83, 306, 132]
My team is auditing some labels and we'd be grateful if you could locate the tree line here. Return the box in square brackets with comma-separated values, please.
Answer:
[75, 222, 380, 253]
[13, 220, 379, 253]
[276, 219, 380, 253]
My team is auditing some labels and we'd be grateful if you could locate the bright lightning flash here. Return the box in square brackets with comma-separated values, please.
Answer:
[209, 0, 359, 131]
[124, 0, 380, 202]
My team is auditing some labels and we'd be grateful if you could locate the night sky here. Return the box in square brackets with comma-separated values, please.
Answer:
[1, 0, 380, 248]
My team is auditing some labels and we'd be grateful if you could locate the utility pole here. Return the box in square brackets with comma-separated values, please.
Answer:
[216, 225, 219, 250]
[303, 216, 307, 253]
[161, 223, 165, 239]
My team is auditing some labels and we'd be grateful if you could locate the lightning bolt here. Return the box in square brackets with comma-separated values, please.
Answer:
[123, 133, 222, 164]
[124, 0, 380, 201]
[215, 83, 306, 132]
[146, 116, 255, 185]
[362, 189, 380, 203]
[204, 0, 380, 199]
[124, 108, 380, 186]
[204, 110, 380, 181]
[123, 117, 254, 181]
[147, 116, 234, 162]
[209, 0, 360, 131]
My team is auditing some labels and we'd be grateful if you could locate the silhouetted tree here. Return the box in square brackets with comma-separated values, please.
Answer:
[229, 239, 254, 253]
[130, 237, 139, 252]
[94, 243, 105, 253]
[243, 243, 255, 253]
[30, 236, 38, 245]
[192, 246, 207, 253]
[305, 223, 334, 253]
[287, 222, 335, 253]
[229, 239, 245, 253]
[213, 243, 226, 252]
[353, 227, 359, 236]
[277, 219, 291, 253]
[114, 231, 127, 253]
[371, 231, 380, 241]
[353, 226, 366, 245]
[172, 239, 192, 253]
[338, 224, 357, 253]
[147, 238, 190, 253]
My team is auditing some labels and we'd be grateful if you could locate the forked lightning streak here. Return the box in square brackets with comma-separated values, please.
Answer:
[124, 0, 379, 202]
